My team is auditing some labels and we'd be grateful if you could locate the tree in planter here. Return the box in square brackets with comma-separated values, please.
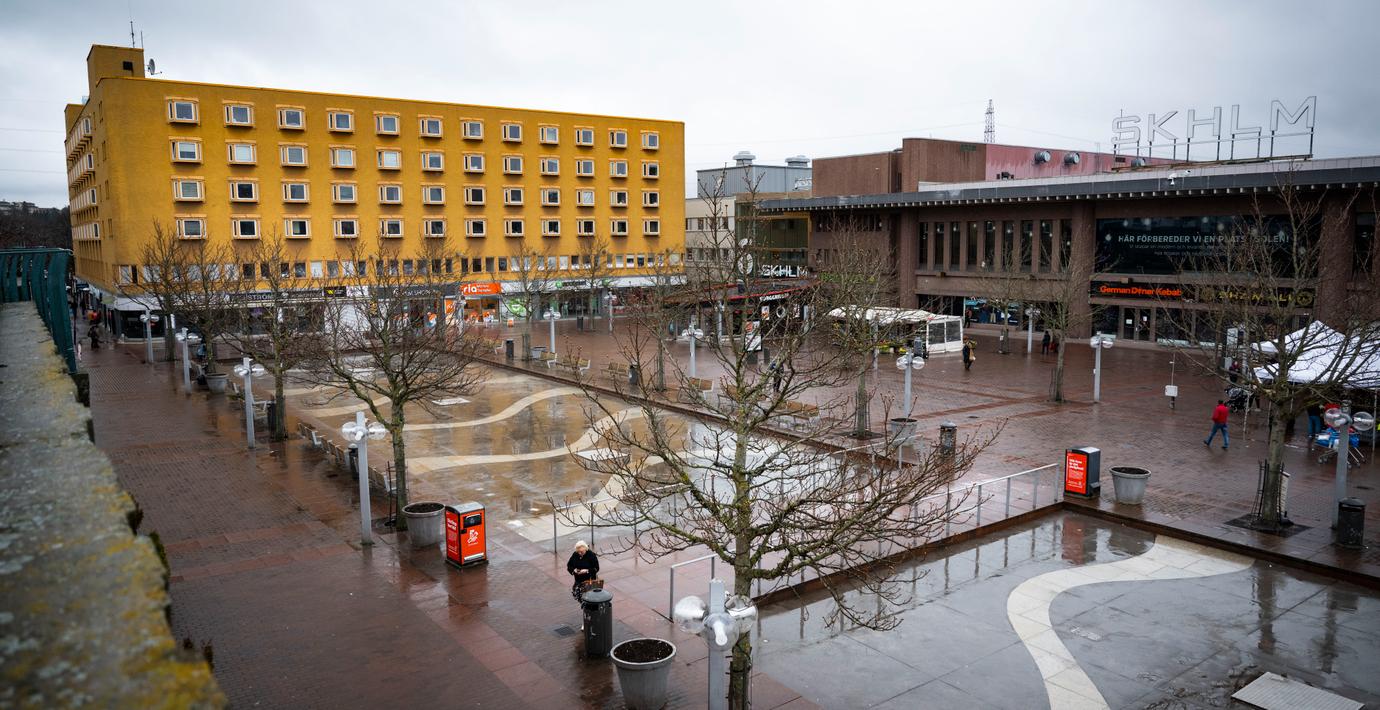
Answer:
[506, 244, 554, 360]
[301, 238, 489, 527]
[223, 232, 316, 441]
[1027, 245, 1099, 402]
[616, 249, 686, 393]
[978, 222, 1036, 355]
[131, 221, 199, 362]
[1156, 179, 1380, 530]
[138, 221, 240, 375]
[576, 236, 615, 332]
[559, 197, 989, 709]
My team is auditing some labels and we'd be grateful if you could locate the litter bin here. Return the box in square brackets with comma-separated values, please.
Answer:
[938, 422, 957, 456]
[444, 502, 488, 567]
[1064, 447, 1101, 498]
[531, 345, 547, 360]
[581, 588, 614, 658]
[348, 444, 360, 477]
[265, 401, 277, 433]
[1337, 498, 1365, 548]
[629, 364, 641, 388]
[577, 315, 585, 331]
[504, 339, 514, 360]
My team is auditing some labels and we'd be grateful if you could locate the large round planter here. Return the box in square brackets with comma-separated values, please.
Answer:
[611, 638, 677, 710]
[1110, 466, 1151, 505]
[204, 373, 229, 394]
[887, 417, 918, 439]
[403, 502, 445, 549]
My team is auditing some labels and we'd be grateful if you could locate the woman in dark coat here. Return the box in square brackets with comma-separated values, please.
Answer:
[961, 339, 976, 371]
[567, 540, 600, 592]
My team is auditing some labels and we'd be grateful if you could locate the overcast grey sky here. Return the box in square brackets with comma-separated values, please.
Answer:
[2, 0, 1378, 207]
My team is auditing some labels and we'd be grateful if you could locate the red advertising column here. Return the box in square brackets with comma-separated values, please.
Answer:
[1064, 447, 1101, 498]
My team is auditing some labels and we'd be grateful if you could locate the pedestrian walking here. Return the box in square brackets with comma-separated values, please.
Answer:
[1041, 330, 1051, 355]
[962, 338, 976, 371]
[1204, 400, 1230, 450]
[769, 359, 783, 393]
[87, 324, 102, 351]
[1228, 360, 1241, 384]
[1306, 401, 1323, 440]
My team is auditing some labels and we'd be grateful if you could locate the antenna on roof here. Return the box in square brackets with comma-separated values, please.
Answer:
[984, 99, 995, 144]
[129, 20, 136, 48]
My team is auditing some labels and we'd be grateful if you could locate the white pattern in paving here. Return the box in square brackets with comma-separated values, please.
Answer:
[406, 406, 643, 473]
[1006, 536, 1254, 710]
[404, 387, 580, 431]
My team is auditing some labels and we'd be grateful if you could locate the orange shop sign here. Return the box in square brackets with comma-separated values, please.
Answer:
[460, 282, 502, 296]
[1065, 449, 1088, 495]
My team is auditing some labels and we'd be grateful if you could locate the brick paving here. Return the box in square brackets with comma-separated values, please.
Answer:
[85, 342, 812, 709]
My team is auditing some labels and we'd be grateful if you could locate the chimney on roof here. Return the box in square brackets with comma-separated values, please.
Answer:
[785, 155, 810, 168]
[733, 151, 756, 166]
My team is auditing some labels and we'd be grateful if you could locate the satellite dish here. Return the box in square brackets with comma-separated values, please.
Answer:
[146, 58, 161, 76]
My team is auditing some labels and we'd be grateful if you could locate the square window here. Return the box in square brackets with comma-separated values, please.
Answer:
[376, 114, 399, 134]
[425, 219, 447, 237]
[424, 185, 447, 204]
[327, 261, 341, 277]
[642, 131, 660, 149]
[611, 219, 629, 236]
[576, 189, 595, 206]
[542, 219, 561, 236]
[421, 152, 444, 171]
[642, 190, 659, 207]
[228, 143, 255, 164]
[381, 218, 404, 237]
[558, 255, 569, 270]
[504, 187, 524, 205]
[231, 182, 257, 201]
[465, 218, 486, 237]
[575, 127, 594, 146]
[379, 184, 402, 203]
[177, 218, 205, 238]
[233, 218, 259, 238]
[294, 262, 307, 278]
[330, 147, 355, 168]
[225, 104, 253, 125]
[462, 120, 484, 139]
[278, 108, 304, 129]
[285, 218, 311, 237]
[420, 117, 443, 137]
[334, 219, 358, 238]
[310, 261, 324, 278]
[501, 123, 522, 142]
[173, 141, 201, 162]
[464, 154, 484, 172]
[541, 188, 560, 206]
[169, 100, 197, 123]
[577, 219, 596, 236]
[643, 218, 660, 235]
[502, 155, 523, 174]
[175, 180, 203, 200]
[463, 186, 484, 205]
[609, 130, 627, 148]
[576, 159, 594, 176]
[377, 149, 402, 169]
[539, 125, 559, 144]
[504, 219, 524, 237]
[610, 190, 628, 206]
[609, 160, 628, 178]
[540, 157, 559, 175]
[280, 145, 307, 166]
[333, 183, 357, 203]
[283, 182, 308, 201]
[642, 161, 660, 178]
[328, 111, 353, 132]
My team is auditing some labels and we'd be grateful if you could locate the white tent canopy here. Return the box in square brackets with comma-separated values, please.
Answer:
[1251, 321, 1380, 389]
[827, 306, 966, 353]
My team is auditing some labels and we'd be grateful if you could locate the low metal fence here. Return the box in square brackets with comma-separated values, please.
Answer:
[1, 248, 76, 373]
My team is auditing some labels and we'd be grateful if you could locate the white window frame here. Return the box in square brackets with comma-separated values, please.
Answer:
[229, 181, 258, 202]
[328, 111, 354, 132]
[375, 113, 399, 135]
[503, 186, 524, 205]
[610, 190, 628, 207]
[642, 160, 660, 178]
[462, 120, 484, 139]
[174, 179, 203, 201]
[577, 219, 596, 236]
[539, 125, 559, 144]
[504, 218, 524, 237]
[424, 185, 447, 204]
[540, 188, 560, 206]
[463, 186, 484, 205]
[280, 145, 307, 166]
[232, 217, 260, 239]
[228, 142, 256, 164]
[576, 159, 595, 177]
[421, 151, 444, 171]
[278, 108, 305, 129]
[333, 218, 359, 238]
[378, 184, 402, 204]
[225, 104, 253, 126]
[502, 155, 523, 174]
[463, 154, 485, 172]
[168, 100, 198, 123]
[284, 218, 311, 238]
[377, 149, 402, 170]
[173, 140, 202, 162]
[609, 160, 628, 178]
[501, 123, 522, 142]
[465, 218, 487, 237]
[380, 218, 404, 237]
[424, 219, 447, 238]
[609, 130, 628, 148]
[611, 219, 629, 236]
[332, 183, 358, 204]
[643, 218, 661, 236]
[542, 219, 561, 236]
[419, 117, 444, 137]
[176, 217, 206, 239]
[576, 189, 595, 206]
[642, 131, 660, 149]
[330, 147, 356, 169]
[575, 127, 594, 146]
[283, 182, 309, 202]
[642, 190, 660, 207]
[540, 157, 559, 175]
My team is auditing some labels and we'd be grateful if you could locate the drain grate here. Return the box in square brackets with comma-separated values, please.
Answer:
[552, 625, 577, 637]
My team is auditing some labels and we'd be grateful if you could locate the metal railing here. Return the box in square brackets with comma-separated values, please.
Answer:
[668, 554, 717, 618]
[1, 248, 76, 373]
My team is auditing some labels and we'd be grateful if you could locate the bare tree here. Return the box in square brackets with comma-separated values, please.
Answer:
[577, 236, 615, 332]
[978, 224, 1035, 355]
[301, 237, 490, 527]
[1029, 245, 1099, 402]
[558, 189, 989, 708]
[506, 243, 554, 360]
[1158, 180, 1380, 530]
[137, 221, 240, 375]
[130, 221, 192, 361]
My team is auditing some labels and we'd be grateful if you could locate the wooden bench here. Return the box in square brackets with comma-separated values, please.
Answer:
[604, 362, 629, 383]
[540, 351, 559, 368]
[781, 400, 821, 429]
[554, 355, 591, 377]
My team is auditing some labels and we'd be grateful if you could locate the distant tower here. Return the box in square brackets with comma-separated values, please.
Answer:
[984, 100, 995, 143]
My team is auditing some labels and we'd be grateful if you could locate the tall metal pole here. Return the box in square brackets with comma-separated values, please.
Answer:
[1333, 400, 1350, 527]
[180, 328, 191, 392]
[716, 304, 723, 340]
[549, 313, 557, 355]
[142, 310, 153, 363]
[707, 579, 727, 710]
[356, 411, 374, 546]
[1027, 310, 1035, 354]
[242, 357, 256, 449]
[904, 360, 913, 418]
[1093, 341, 1104, 403]
[607, 289, 614, 333]
[690, 330, 697, 379]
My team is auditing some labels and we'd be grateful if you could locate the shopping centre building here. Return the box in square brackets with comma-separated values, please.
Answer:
[62, 45, 683, 337]
[760, 138, 1378, 344]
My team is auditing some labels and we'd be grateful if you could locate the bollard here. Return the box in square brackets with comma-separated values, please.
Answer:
[939, 421, 957, 456]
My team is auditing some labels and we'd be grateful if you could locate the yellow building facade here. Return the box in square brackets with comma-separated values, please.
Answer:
[64, 45, 684, 323]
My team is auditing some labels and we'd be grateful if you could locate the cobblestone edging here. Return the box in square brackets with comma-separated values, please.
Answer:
[0, 304, 224, 709]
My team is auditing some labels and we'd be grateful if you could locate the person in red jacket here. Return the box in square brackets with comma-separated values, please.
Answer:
[1204, 400, 1230, 450]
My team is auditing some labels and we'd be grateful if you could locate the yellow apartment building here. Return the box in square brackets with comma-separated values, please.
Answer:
[64, 45, 684, 336]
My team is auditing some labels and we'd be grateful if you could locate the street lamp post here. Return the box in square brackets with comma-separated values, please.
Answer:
[342, 411, 388, 546]
[605, 289, 614, 333]
[233, 357, 267, 449]
[896, 350, 926, 418]
[674, 579, 758, 710]
[1323, 403, 1376, 527]
[686, 325, 704, 379]
[175, 328, 200, 393]
[139, 310, 160, 363]
[545, 308, 558, 355]
[1026, 307, 1040, 355]
[1089, 332, 1114, 403]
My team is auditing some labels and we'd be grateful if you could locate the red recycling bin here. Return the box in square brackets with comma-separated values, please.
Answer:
[444, 502, 487, 568]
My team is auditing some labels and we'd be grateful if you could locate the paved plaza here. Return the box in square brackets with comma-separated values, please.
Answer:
[83, 321, 1380, 708]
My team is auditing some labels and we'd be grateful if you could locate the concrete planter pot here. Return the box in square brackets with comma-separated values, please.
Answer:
[204, 373, 228, 394]
[887, 417, 918, 439]
[1110, 466, 1151, 505]
[611, 638, 676, 710]
[403, 502, 445, 549]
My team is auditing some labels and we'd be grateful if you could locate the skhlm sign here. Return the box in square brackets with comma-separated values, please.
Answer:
[1112, 97, 1315, 161]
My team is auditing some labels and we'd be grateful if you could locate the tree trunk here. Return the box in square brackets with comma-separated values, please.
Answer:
[1259, 400, 1287, 528]
[521, 328, 532, 361]
[272, 372, 287, 441]
[1050, 339, 1066, 402]
[204, 341, 218, 375]
[853, 366, 869, 437]
[391, 408, 409, 530]
[163, 328, 176, 362]
[655, 337, 666, 391]
[728, 435, 753, 709]
[999, 326, 1010, 354]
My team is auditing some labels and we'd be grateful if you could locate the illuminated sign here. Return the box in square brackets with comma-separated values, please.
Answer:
[1065, 450, 1089, 496]
[1113, 97, 1316, 160]
[459, 282, 502, 296]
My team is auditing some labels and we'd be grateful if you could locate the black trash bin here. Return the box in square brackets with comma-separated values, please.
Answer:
[265, 401, 277, 433]
[347, 444, 360, 478]
[577, 315, 585, 331]
[1337, 497, 1365, 548]
[628, 364, 641, 388]
[504, 339, 514, 360]
[581, 588, 614, 658]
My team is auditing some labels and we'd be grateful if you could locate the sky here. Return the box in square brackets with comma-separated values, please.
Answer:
[2, 0, 1378, 207]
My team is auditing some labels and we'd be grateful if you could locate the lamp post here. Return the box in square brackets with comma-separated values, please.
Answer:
[1089, 332, 1114, 403]
[673, 578, 758, 710]
[715, 302, 724, 341]
[139, 310, 160, 363]
[686, 325, 704, 378]
[896, 350, 926, 418]
[545, 308, 558, 355]
[605, 289, 614, 333]
[233, 357, 267, 448]
[175, 328, 200, 392]
[1323, 403, 1376, 527]
[342, 411, 388, 546]
[1026, 307, 1040, 354]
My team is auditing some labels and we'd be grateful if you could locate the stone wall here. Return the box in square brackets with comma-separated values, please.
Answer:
[0, 303, 224, 708]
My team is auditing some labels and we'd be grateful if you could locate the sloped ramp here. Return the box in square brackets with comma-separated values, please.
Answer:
[1231, 672, 1361, 710]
